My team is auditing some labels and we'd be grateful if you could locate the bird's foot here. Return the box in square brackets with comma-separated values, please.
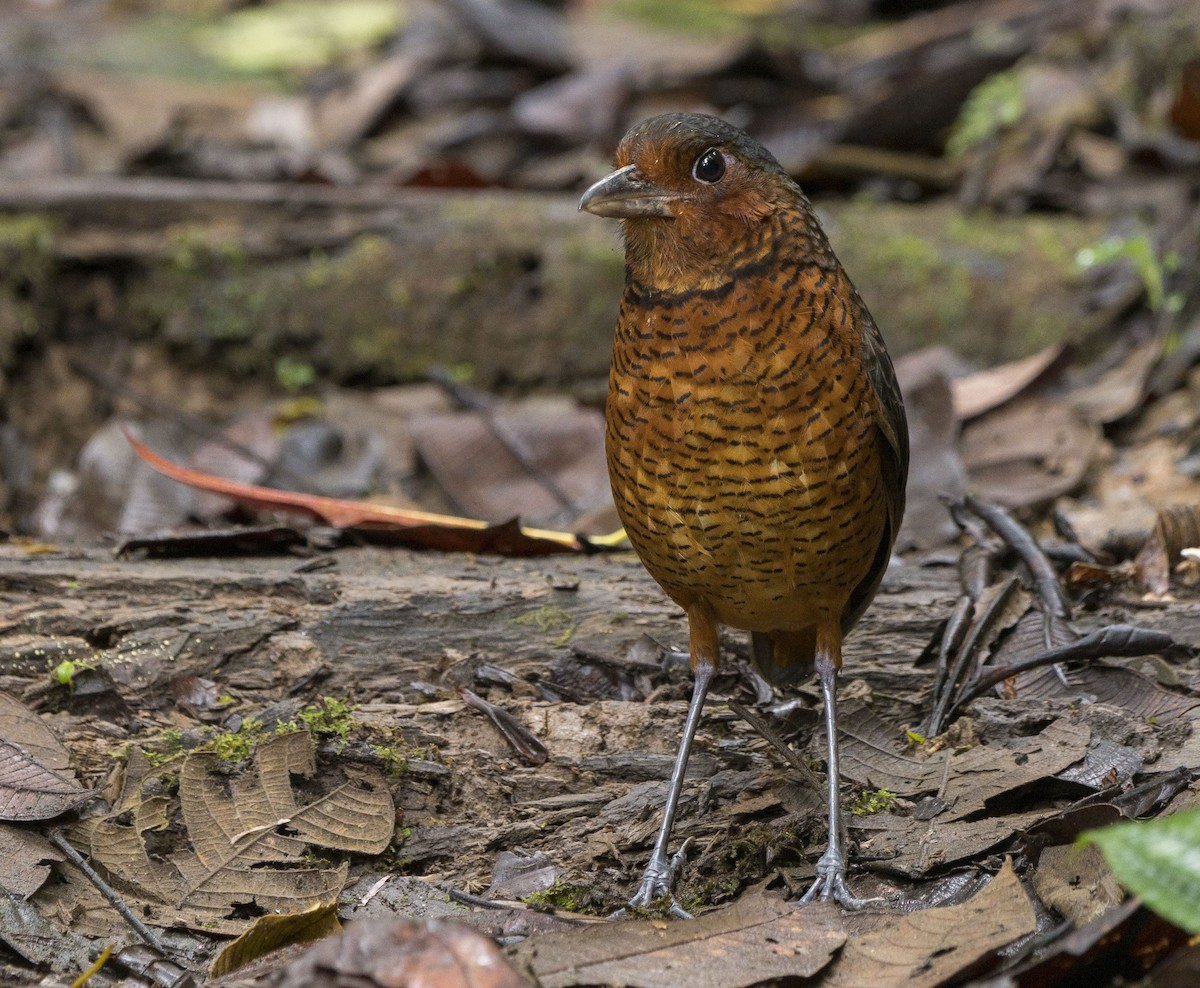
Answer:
[611, 840, 693, 920]
[799, 846, 881, 910]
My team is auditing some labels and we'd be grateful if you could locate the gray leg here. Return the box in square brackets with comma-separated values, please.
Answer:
[800, 651, 871, 908]
[615, 657, 715, 919]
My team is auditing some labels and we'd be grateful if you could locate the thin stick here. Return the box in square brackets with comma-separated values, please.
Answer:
[727, 700, 823, 793]
[48, 829, 166, 953]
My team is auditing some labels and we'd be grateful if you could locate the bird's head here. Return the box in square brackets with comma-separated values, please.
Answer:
[580, 113, 803, 290]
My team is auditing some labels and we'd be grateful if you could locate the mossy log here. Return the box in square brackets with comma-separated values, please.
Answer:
[0, 176, 1110, 391]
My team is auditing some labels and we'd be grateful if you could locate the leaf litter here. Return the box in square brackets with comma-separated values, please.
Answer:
[0, 1, 1199, 985]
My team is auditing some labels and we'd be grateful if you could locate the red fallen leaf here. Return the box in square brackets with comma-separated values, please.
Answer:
[124, 429, 607, 557]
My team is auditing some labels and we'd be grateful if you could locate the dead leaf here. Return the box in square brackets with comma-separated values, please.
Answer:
[835, 699, 948, 795]
[961, 398, 1100, 508]
[941, 719, 1090, 821]
[210, 899, 342, 978]
[1169, 58, 1200, 140]
[277, 917, 526, 988]
[511, 894, 845, 988]
[851, 810, 1049, 879]
[1134, 504, 1200, 593]
[0, 894, 97, 975]
[1000, 899, 1188, 986]
[125, 428, 595, 556]
[1032, 843, 1123, 926]
[951, 343, 1069, 420]
[174, 733, 390, 909]
[407, 397, 610, 528]
[894, 352, 968, 550]
[76, 731, 394, 933]
[826, 859, 1036, 987]
[0, 690, 75, 774]
[0, 738, 90, 821]
[1068, 338, 1163, 424]
[0, 823, 62, 898]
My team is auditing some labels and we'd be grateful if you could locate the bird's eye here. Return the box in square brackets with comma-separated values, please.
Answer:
[692, 148, 726, 184]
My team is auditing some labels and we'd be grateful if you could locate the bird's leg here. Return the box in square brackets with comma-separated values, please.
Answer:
[616, 602, 718, 920]
[801, 623, 872, 909]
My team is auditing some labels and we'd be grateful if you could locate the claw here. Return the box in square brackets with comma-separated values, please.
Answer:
[611, 839, 694, 919]
[798, 844, 882, 909]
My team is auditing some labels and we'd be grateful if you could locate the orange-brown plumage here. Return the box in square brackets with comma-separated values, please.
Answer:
[581, 112, 908, 913]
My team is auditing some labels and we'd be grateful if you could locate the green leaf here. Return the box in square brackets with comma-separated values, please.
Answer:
[1083, 809, 1200, 933]
[194, 0, 403, 74]
[945, 70, 1025, 158]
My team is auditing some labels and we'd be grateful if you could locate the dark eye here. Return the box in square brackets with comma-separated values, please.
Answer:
[692, 148, 726, 184]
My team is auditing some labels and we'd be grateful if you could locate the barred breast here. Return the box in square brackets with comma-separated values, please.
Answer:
[606, 241, 890, 665]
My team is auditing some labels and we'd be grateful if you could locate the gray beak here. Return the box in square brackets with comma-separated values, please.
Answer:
[579, 164, 678, 219]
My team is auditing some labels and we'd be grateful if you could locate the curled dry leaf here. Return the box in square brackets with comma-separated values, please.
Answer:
[210, 899, 342, 978]
[1134, 504, 1200, 594]
[0, 823, 63, 898]
[950, 343, 1069, 420]
[125, 428, 594, 556]
[78, 731, 394, 934]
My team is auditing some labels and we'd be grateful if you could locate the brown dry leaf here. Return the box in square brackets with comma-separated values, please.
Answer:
[0, 823, 62, 898]
[173, 733, 389, 910]
[408, 397, 610, 528]
[941, 719, 1090, 821]
[951, 343, 1069, 420]
[77, 732, 393, 933]
[1134, 503, 1200, 594]
[126, 429, 590, 555]
[1170, 59, 1200, 139]
[275, 918, 526, 988]
[852, 810, 1049, 879]
[0, 691, 74, 774]
[836, 699, 948, 795]
[894, 352, 968, 549]
[1068, 338, 1163, 424]
[79, 788, 182, 906]
[0, 894, 97, 976]
[826, 859, 1036, 987]
[210, 899, 342, 978]
[1032, 843, 1123, 926]
[55, 68, 262, 170]
[961, 398, 1100, 508]
[0, 738, 89, 822]
[512, 894, 845, 988]
[1068, 665, 1199, 723]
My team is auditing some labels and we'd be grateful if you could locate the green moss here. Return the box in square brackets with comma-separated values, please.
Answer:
[611, 0, 764, 37]
[522, 880, 595, 913]
[849, 788, 897, 816]
[369, 744, 410, 777]
[512, 606, 576, 646]
[210, 717, 264, 763]
[0, 214, 57, 364]
[827, 199, 1105, 362]
[194, 0, 405, 76]
[293, 697, 359, 748]
[275, 355, 316, 392]
[142, 729, 186, 769]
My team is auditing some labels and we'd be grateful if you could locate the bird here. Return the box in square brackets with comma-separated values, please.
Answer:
[579, 112, 908, 916]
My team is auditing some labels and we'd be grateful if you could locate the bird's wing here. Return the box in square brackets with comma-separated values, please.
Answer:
[841, 307, 909, 636]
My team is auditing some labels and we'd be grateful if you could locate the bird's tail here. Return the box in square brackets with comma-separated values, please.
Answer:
[750, 629, 817, 686]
